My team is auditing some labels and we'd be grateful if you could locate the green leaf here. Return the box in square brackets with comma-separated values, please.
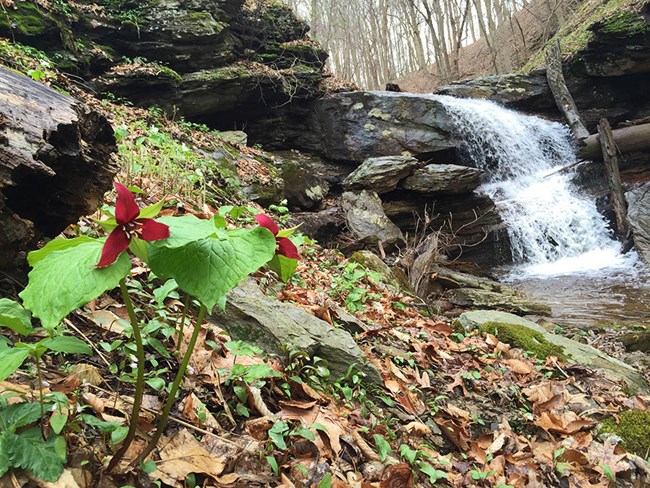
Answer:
[145, 377, 165, 391]
[49, 412, 68, 435]
[373, 434, 392, 462]
[153, 215, 218, 248]
[225, 340, 263, 357]
[265, 455, 279, 475]
[42, 336, 92, 355]
[111, 426, 129, 445]
[317, 473, 332, 488]
[269, 421, 289, 450]
[267, 254, 298, 283]
[0, 402, 42, 432]
[0, 348, 30, 382]
[241, 364, 281, 383]
[0, 432, 10, 478]
[27, 236, 96, 267]
[418, 463, 447, 483]
[10, 428, 65, 482]
[0, 299, 33, 336]
[149, 227, 275, 311]
[141, 459, 157, 474]
[78, 414, 124, 433]
[138, 200, 165, 219]
[20, 241, 131, 329]
[292, 427, 315, 441]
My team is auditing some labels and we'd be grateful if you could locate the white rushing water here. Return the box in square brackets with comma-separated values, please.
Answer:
[433, 95, 631, 277]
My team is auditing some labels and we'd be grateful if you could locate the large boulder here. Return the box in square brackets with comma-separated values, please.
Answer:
[343, 155, 421, 194]
[248, 91, 456, 162]
[459, 310, 648, 390]
[0, 67, 117, 269]
[341, 191, 405, 247]
[209, 279, 382, 383]
[626, 183, 650, 265]
[400, 164, 483, 194]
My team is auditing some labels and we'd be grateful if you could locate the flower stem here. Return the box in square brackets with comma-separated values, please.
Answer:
[176, 295, 190, 353]
[106, 278, 146, 473]
[134, 303, 207, 466]
[35, 356, 46, 441]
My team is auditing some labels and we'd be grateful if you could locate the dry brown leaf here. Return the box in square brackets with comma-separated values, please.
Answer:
[182, 393, 222, 432]
[151, 429, 226, 486]
[404, 421, 431, 435]
[81, 309, 126, 334]
[534, 411, 595, 435]
[504, 359, 536, 375]
[380, 463, 414, 488]
[589, 438, 631, 481]
[69, 364, 103, 386]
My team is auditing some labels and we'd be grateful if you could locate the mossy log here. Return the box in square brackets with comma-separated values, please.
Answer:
[0, 67, 117, 269]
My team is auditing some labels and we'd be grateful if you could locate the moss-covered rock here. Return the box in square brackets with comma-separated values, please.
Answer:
[599, 410, 650, 456]
[479, 321, 569, 361]
[0, 1, 60, 45]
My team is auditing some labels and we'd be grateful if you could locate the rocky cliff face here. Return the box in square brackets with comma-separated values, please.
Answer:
[0, 0, 330, 126]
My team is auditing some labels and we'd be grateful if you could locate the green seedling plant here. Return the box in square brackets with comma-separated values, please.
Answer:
[1, 182, 299, 478]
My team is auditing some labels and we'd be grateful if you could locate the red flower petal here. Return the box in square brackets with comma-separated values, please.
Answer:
[114, 182, 140, 225]
[96, 227, 130, 267]
[277, 237, 299, 259]
[254, 214, 279, 236]
[138, 218, 170, 241]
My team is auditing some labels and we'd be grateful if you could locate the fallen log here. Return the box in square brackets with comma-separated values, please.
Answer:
[579, 123, 650, 160]
[0, 67, 117, 269]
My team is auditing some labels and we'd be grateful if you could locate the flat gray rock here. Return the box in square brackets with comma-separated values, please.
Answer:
[343, 155, 420, 194]
[459, 310, 647, 390]
[210, 279, 382, 384]
[400, 164, 483, 194]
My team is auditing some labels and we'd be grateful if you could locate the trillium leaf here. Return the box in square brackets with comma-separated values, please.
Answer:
[20, 241, 131, 329]
[0, 347, 30, 382]
[27, 236, 97, 267]
[149, 227, 275, 311]
[42, 336, 92, 355]
[138, 199, 165, 219]
[0, 298, 33, 336]
[268, 254, 298, 283]
[153, 215, 219, 248]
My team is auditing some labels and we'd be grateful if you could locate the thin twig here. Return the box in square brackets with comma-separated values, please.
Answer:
[65, 318, 111, 367]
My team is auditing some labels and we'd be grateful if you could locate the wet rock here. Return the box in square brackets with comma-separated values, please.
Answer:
[459, 310, 648, 390]
[341, 191, 405, 247]
[437, 71, 554, 114]
[209, 279, 382, 383]
[400, 164, 483, 194]
[343, 155, 421, 194]
[626, 183, 650, 265]
[292, 207, 346, 245]
[429, 266, 550, 315]
[620, 331, 650, 353]
[281, 159, 330, 210]
[249, 91, 455, 162]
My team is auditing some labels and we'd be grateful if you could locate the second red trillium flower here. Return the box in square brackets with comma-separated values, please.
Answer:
[254, 214, 299, 259]
[96, 182, 170, 267]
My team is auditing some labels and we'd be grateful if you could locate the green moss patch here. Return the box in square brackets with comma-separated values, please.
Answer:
[0, 1, 58, 37]
[479, 321, 569, 361]
[599, 410, 650, 457]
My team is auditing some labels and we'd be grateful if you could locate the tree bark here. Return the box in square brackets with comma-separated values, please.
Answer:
[579, 123, 650, 160]
[0, 67, 117, 269]
[545, 40, 590, 140]
[598, 118, 629, 239]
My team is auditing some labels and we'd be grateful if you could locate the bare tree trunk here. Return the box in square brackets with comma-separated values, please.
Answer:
[545, 40, 589, 140]
[598, 118, 629, 240]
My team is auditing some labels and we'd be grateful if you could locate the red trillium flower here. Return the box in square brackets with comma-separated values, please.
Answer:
[96, 182, 170, 267]
[254, 214, 299, 259]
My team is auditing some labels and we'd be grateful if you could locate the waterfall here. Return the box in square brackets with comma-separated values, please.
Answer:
[433, 95, 628, 276]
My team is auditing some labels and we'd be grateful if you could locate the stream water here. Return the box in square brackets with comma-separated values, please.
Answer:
[434, 95, 650, 328]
